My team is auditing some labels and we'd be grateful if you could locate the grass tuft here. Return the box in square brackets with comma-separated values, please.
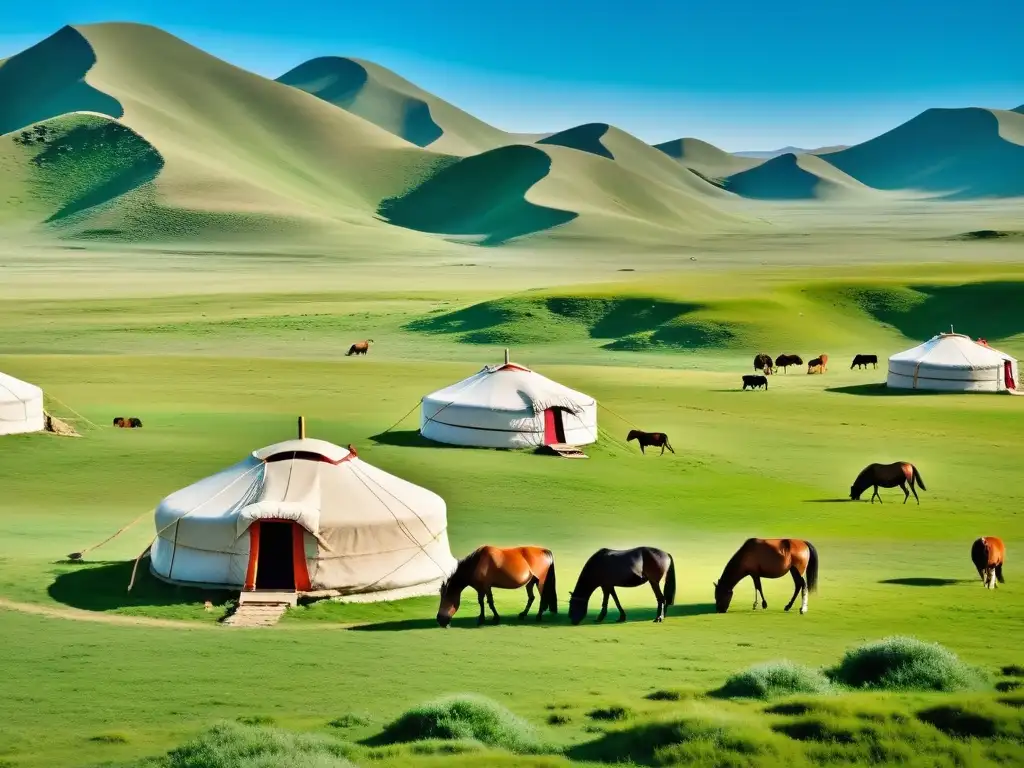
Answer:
[327, 714, 370, 729]
[161, 721, 355, 768]
[89, 732, 130, 744]
[827, 636, 990, 692]
[1002, 665, 1024, 678]
[369, 694, 556, 754]
[713, 661, 834, 699]
[587, 705, 633, 722]
[646, 689, 685, 702]
[917, 701, 1024, 740]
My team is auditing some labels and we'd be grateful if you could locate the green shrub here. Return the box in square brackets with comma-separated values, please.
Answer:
[370, 694, 555, 754]
[163, 722, 355, 768]
[713, 661, 833, 699]
[827, 637, 989, 692]
[918, 701, 1024, 740]
[587, 705, 633, 721]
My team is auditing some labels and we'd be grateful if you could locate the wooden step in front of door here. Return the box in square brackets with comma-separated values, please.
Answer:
[224, 590, 297, 627]
[536, 443, 588, 459]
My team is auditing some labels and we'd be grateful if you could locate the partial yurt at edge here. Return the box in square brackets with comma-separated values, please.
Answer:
[151, 433, 457, 600]
[421, 350, 598, 448]
[887, 333, 1019, 393]
[0, 371, 44, 436]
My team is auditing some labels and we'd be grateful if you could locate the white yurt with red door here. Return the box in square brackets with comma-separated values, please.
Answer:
[150, 432, 457, 600]
[0, 371, 44, 436]
[887, 332, 1019, 393]
[420, 350, 597, 448]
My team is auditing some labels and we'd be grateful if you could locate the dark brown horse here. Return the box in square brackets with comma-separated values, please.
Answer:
[850, 354, 878, 370]
[112, 417, 143, 428]
[626, 430, 675, 455]
[436, 545, 557, 627]
[346, 339, 374, 356]
[774, 354, 803, 373]
[569, 547, 676, 624]
[753, 353, 773, 373]
[850, 462, 926, 504]
[714, 538, 818, 614]
[971, 537, 1005, 589]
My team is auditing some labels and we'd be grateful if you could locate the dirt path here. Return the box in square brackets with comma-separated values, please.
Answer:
[0, 597, 357, 630]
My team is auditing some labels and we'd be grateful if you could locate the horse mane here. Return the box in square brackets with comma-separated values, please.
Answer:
[851, 465, 874, 494]
[719, 540, 753, 587]
[440, 547, 484, 595]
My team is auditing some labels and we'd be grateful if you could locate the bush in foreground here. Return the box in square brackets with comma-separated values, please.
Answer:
[713, 661, 834, 700]
[163, 722, 355, 768]
[827, 636, 989, 692]
[370, 694, 555, 754]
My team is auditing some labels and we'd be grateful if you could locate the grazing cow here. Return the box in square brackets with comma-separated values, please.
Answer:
[807, 354, 828, 373]
[626, 430, 675, 455]
[753, 353, 773, 373]
[346, 339, 374, 356]
[774, 354, 803, 373]
[742, 375, 768, 390]
[850, 354, 878, 370]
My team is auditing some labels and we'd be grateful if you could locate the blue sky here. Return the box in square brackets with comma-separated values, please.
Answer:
[2, 0, 1021, 151]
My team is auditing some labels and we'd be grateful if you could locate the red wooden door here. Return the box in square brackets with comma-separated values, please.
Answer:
[1005, 361, 1016, 390]
[543, 408, 557, 444]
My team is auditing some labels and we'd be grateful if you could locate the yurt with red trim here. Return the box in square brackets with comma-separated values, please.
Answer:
[150, 433, 456, 600]
[887, 332, 1019, 393]
[420, 350, 598, 448]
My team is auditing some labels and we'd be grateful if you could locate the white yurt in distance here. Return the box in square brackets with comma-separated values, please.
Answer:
[887, 332, 1019, 393]
[151, 426, 456, 600]
[0, 371, 44, 436]
[421, 350, 597, 448]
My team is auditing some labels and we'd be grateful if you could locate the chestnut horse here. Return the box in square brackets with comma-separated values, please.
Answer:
[850, 462, 926, 504]
[714, 538, 818, 614]
[971, 537, 1005, 589]
[626, 430, 675, 455]
[569, 546, 676, 624]
[436, 545, 557, 627]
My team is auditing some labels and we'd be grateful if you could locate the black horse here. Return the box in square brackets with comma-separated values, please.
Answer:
[569, 546, 676, 624]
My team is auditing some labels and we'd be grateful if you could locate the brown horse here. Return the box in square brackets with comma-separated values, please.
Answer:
[112, 417, 143, 428]
[971, 537, 1005, 589]
[850, 462, 926, 504]
[346, 339, 374, 356]
[714, 538, 818, 614]
[569, 546, 676, 624]
[626, 430, 675, 455]
[753, 353, 773, 373]
[436, 545, 557, 627]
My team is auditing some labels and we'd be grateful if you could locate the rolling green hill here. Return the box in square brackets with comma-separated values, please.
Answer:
[723, 152, 877, 201]
[825, 108, 1024, 198]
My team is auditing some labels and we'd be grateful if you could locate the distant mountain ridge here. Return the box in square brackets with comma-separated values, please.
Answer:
[1, 22, 1021, 249]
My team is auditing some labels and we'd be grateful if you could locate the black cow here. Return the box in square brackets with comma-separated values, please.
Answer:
[851, 354, 878, 370]
[742, 375, 768, 390]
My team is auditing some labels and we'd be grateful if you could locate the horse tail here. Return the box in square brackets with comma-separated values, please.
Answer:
[912, 465, 926, 491]
[996, 563, 1005, 584]
[664, 553, 677, 606]
[805, 542, 819, 593]
[541, 551, 558, 613]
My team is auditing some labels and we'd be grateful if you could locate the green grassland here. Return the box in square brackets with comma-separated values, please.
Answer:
[1, 257, 1024, 767]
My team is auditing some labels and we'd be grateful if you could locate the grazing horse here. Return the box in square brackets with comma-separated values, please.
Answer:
[626, 430, 675, 455]
[753, 353, 773, 373]
[436, 545, 557, 627]
[569, 547, 676, 624]
[742, 374, 768, 390]
[850, 354, 878, 370]
[112, 417, 143, 429]
[850, 462, 926, 504]
[971, 537, 1005, 589]
[774, 354, 803, 373]
[346, 339, 374, 356]
[714, 538, 819, 614]
[807, 354, 828, 373]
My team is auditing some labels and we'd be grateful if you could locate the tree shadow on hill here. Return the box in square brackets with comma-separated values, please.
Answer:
[878, 578, 967, 587]
[48, 559, 232, 612]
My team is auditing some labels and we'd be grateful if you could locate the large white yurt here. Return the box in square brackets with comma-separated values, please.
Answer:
[887, 333, 1019, 393]
[421, 351, 597, 448]
[0, 371, 44, 436]
[151, 432, 457, 599]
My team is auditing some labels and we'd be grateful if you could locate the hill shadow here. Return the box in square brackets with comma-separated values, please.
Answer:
[827, 383, 910, 396]
[350, 615, 561, 632]
[370, 430, 479, 449]
[804, 498, 851, 503]
[537, 122, 615, 159]
[48, 559, 232, 612]
[878, 578, 966, 587]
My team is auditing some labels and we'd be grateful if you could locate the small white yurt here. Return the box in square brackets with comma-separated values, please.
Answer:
[887, 333, 1019, 393]
[421, 350, 597, 448]
[0, 371, 44, 436]
[151, 427, 456, 599]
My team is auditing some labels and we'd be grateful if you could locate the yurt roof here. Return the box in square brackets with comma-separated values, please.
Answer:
[424, 361, 595, 414]
[890, 333, 1015, 369]
[0, 371, 43, 403]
